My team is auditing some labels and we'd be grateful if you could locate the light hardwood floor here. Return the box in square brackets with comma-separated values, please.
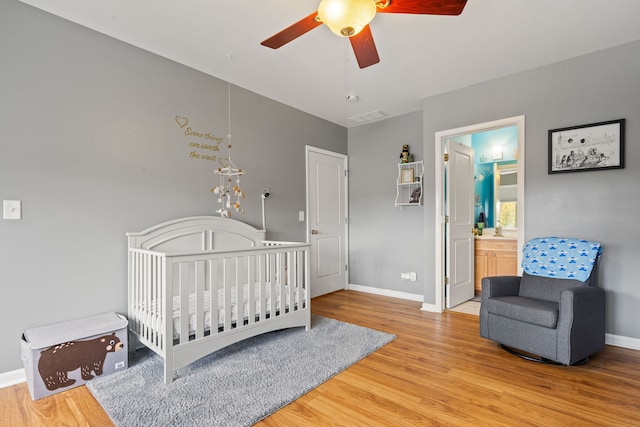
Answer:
[2, 290, 639, 426]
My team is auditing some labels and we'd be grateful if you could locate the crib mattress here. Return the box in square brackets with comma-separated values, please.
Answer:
[133, 283, 305, 340]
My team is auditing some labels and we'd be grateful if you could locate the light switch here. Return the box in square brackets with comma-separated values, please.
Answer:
[3, 200, 21, 220]
[298, 211, 305, 222]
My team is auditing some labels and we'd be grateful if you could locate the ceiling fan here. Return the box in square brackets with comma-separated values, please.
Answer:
[261, 0, 468, 69]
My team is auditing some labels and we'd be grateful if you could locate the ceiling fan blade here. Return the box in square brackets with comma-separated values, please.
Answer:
[349, 25, 380, 69]
[377, 0, 468, 15]
[261, 12, 322, 49]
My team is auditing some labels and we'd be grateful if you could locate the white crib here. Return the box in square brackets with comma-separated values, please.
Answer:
[127, 216, 310, 384]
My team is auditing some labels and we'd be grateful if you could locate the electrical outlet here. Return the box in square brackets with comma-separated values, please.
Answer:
[400, 272, 417, 281]
[298, 211, 304, 221]
[3, 200, 21, 220]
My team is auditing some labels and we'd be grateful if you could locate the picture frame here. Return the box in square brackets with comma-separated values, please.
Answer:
[401, 168, 414, 184]
[548, 119, 625, 174]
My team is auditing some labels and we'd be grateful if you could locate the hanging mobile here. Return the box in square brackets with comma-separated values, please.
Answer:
[211, 54, 246, 217]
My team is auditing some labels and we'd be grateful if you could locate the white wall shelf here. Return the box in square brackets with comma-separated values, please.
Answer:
[395, 161, 423, 208]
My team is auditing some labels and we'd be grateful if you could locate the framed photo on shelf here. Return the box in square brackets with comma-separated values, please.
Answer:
[548, 119, 625, 174]
[401, 168, 414, 183]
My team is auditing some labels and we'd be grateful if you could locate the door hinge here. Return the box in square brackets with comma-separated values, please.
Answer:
[443, 153, 449, 162]
[444, 215, 450, 223]
[345, 264, 348, 271]
[445, 277, 450, 285]
[345, 170, 348, 176]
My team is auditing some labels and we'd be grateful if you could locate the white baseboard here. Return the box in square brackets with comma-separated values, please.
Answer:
[420, 302, 440, 313]
[347, 283, 424, 302]
[0, 368, 26, 389]
[606, 333, 640, 350]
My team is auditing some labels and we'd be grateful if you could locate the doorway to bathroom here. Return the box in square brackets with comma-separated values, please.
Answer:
[433, 116, 526, 312]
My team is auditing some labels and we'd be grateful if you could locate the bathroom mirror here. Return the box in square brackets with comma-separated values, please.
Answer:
[472, 125, 519, 230]
[494, 163, 517, 229]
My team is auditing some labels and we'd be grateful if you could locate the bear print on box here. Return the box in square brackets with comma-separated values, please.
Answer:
[38, 332, 124, 391]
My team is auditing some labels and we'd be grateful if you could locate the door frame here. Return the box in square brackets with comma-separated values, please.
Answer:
[305, 145, 349, 294]
[433, 115, 525, 313]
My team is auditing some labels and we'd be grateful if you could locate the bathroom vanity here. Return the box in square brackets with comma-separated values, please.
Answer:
[474, 236, 518, 294]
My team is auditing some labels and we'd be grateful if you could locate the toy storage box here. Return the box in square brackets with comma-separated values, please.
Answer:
[21, 312, 128, 400]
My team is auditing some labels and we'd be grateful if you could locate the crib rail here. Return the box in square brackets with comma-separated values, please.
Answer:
[128, 242, 310, 360]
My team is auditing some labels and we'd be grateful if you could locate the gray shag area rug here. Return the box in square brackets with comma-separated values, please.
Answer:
[87, 315, 395, 426]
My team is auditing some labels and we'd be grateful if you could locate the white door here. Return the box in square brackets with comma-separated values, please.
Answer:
[446, 140, 475, 308]
[306, 147, 348, 298]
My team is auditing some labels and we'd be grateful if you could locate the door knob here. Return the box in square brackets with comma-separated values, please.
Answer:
[311, 229, 318, 235]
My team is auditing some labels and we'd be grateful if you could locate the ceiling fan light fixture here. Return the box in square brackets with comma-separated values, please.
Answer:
[317, 0, 377, 37]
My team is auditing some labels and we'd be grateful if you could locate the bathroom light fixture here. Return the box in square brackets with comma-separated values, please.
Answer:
[492, 145, 503, 160]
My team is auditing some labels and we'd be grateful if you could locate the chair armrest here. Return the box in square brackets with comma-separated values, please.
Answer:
[556, 286, 606, 364]
[481, 276, 521, 299]
[479, 276, 521, 339]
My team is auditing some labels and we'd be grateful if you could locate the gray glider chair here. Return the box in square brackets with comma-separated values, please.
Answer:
[480, 237, 605, 365]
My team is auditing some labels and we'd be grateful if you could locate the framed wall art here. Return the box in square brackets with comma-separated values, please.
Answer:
[401, 168, 414, 183]
[548, 119, 625, 174]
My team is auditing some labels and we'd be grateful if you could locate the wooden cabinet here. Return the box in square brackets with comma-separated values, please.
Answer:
[474, 238, 518, 293]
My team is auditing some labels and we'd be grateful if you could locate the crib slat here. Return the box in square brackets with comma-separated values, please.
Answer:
[223, 258, 232, 331]
[159, 256, 164, 351]
[237, 255, 242, 328]
[296, 249, 302, 310]
[209, 259, 219, 335]
[269, 253, 276, 319]
[143, 253, 150, 342]
[129, 251, 136, 334]
[154, 254, 162, 346]
[283, 251, 296, 312]
[163, 259, 173, 382]
[247, 255, 256, 325]
[276, 252, 283, 317]
[148, 254, 156, 342]
[147, 253, 155, 341]
[258, 253, 266, 322]
[146, 254, 152, 345]
[296, 249, 304, 310]
[291, 250, 297, 312]
[194, 260, 205, 339]
[142, 253, 150, 341]
[138, 252, 145, 339]
[287, 251, 292, 312]
[179, 262, 189, 344]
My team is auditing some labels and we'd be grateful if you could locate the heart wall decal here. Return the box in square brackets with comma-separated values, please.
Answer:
[175, 116, 189, 128]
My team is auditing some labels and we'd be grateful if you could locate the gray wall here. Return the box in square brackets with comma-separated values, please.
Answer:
[348, 111, 424, 294]
[421, 41, 640, 339]
[349, 40, 640, 340]
[0, 1, 346, 372]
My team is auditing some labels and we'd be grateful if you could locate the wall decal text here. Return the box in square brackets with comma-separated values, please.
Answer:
[175, 115, 225, 164]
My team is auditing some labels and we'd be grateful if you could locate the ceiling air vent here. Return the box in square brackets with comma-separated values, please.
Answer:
[349, 110, 387, 124]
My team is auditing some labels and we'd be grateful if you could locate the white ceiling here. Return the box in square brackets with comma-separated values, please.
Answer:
[19, 0, 640, 127]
